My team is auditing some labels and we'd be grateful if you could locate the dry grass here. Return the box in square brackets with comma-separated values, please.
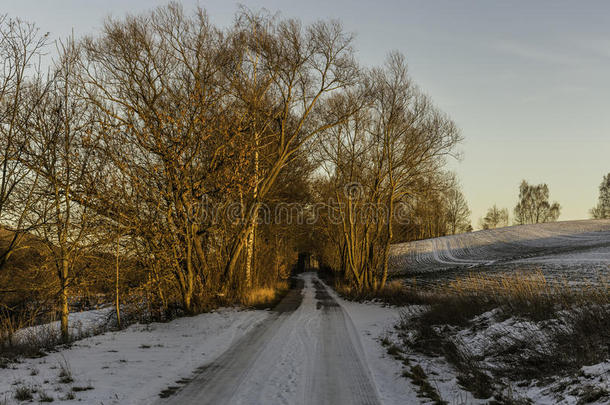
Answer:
[241, 281, 290, 309]
[333, 279, 425, 306]
[422, 270, 610, 322]
[440, 270, 608, 305]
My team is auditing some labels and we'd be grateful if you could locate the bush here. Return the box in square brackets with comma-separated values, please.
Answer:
[14, 385, 33, 401]
[38, 390, 54, 402]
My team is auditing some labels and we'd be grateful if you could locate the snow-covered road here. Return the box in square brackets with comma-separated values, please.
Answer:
[156, 273, 382, 405]
[1, 272, 416, 404]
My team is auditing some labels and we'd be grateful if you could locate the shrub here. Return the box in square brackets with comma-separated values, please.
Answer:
[396, 271, 610, 401]
[13, 385, 33, 401]
[58, 357, 73, 384]
[38, 391, 54, 402]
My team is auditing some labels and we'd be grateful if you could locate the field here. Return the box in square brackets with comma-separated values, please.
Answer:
[383, 220, 610, 404]
[390, 219, 610, 287]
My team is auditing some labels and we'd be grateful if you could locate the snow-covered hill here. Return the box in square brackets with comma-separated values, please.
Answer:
[390, 219, 610, 276]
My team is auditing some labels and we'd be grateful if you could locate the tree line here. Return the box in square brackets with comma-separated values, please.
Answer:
[0, 4, 475, 341]
[479, 173, 610, 230]
[479, 180, 561, 229]
[2, 4, 605, 343]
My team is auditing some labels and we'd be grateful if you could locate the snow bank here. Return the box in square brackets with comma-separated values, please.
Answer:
[0, 308, 269, 404]
[10, 307, 115, 345]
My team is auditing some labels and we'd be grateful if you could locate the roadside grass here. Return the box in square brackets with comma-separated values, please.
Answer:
[431, 270, 609, 320]
[329, 269, 610, 402]
[38, 390, 54, 402]
[241, 281, 290, 309]
[319, 269, 425, 306]
[57, 356, 73, 384]
[382, 339, 447, 405]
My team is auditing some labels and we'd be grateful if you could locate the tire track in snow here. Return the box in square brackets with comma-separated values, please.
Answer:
[155, 274, 382, 405]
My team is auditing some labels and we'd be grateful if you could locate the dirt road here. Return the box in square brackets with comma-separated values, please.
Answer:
[155, 273, 382, 405]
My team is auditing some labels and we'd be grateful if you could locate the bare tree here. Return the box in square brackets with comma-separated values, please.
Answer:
[218, 10, 360, 292]
[590, 173, 610, 219]
[0, 5, 471, 320]
[78, 4, 288, 311]
[479, 204, 509, 230]
[444, 180, 471, 235]
[317, 53, 461, 291]
[0, 16, 49, 271]
[514, 180, 560, 225]
[25, 38, 101, 342]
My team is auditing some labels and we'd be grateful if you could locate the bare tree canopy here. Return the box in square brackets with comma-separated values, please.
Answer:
[0, 16, 50, 271]
[514, 180, 561, 225]
[0, 4, 466, 337]
[479, 204, 509, 230]
[444, 180, 471, 235]
[314, 52, 462, 291]
[590, 173, 610, 219]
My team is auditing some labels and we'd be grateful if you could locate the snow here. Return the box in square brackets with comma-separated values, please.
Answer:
[0, 308, 269, 404]
[397, 307, 610, 404]
[1, 274, 420, 405]
[390, 219, 610, 274]
[325, 285, 484, 404]
[324, 291, 421, 404]
[11, 307, 115, 345]
[158, 273, 386, 405]
[2, 270, 606, 404]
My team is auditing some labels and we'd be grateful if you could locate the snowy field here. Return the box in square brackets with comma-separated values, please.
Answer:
[386, 219, 610, 404]
[8, 307, 115, 348]
[390, 219, 610, 286]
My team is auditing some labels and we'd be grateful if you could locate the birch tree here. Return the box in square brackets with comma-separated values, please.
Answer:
[480, 204, 509, 229]
[445, 184, 471, 235]
[591, 173, 610, 219]
[514, 180, 561, 225]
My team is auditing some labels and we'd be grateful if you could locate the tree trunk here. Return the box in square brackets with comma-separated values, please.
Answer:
[60, 258, 69, 343]
[380, 195, 394, 290]
[244, 130, 259, 289]
[115, 234, 121, 329]
[244, 223, 255, 289]
[184, 236, 195, 314]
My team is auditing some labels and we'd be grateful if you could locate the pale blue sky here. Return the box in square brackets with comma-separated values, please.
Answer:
[3, 0, 609, 226]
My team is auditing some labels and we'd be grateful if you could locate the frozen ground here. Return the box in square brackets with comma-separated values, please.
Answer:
[3, 268, 606, 404]
[155, 273, 410, 405]
[450, 309, 610, 404]
[390, 307, 610, 405]
[333, 294, 479, 404]
[0, 274, 425, 405]
[383, 220, 610, 403]
[0, 308, 269, 404]
[390, 219, 610, 286]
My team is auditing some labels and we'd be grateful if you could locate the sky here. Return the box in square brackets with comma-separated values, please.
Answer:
[3, 0, 609, 227]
